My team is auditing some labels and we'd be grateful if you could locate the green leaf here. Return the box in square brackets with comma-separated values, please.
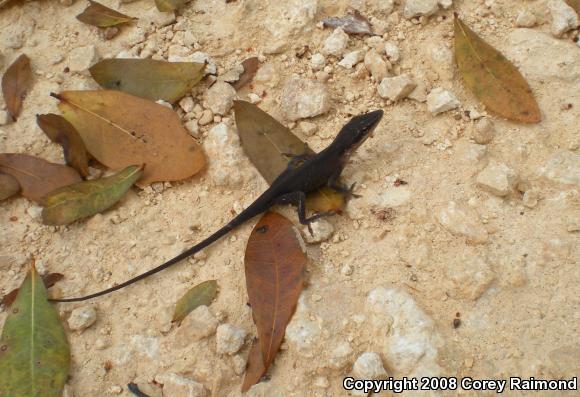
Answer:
[76, 0, 137, 28]
[89, 59, 205, 104]
[0, 266, 70, 397]
[155, 0, 188, 12]
[41, 164, 142, 225]
[172, 280, 218, 324]
[37, 114, 91, 177]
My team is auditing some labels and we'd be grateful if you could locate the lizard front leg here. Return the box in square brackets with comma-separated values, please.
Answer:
[273, 191, 335, 235]
[327, 171, 361, 199]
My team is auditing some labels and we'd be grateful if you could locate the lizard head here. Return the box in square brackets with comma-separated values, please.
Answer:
[335, 109, 384, 155]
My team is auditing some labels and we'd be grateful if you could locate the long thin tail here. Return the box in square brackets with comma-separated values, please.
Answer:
[50, 216, 246, 302]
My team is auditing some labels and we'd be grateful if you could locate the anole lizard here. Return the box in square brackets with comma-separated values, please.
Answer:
[52, 109, 384, 302]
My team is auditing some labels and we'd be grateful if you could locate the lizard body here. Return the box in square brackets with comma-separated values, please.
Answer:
[52, 109, 383, 302]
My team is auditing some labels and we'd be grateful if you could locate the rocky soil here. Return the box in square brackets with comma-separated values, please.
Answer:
[0, 0, 579, 396]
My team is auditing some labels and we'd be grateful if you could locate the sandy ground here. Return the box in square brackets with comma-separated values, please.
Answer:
[1, 0, 579, 396]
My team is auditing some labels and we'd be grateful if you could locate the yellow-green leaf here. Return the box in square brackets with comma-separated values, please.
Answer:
[172, 280, 218, 324]
[454, 14, 541, 124]
[155, 0, 187, 12]
[53, 90, 206, 186]
[37, 114, 91, 177]
[0, 266, 70, 397]
[76, 0, 136, 28]
[42, 165, 142, 225]
[233, 100, 345, 213]
[89, 59, 205, 104]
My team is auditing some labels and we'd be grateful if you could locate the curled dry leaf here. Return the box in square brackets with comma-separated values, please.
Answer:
[1, 54, 32, 121]
[0, 172, 20, 200]
[172, 280, 218, 324]
[1, 273, 64, 308]
[454, 14, 541, 124]
[322, 9, 374, 35]
[0, 266, 70, 397]
[37, 114, 90, 177]
[232, 57, 260, 90]
[242, 212, 306, 391]
[127, 382, 151, 397]
[76, 0, 136, 28]
[234, 100, 345, 213]
[0, 154, 81, 203]
[89, 59, 205, 104]
[53, 90, 206, 186]
[41, 164, 142, 226]
[155, 0, 188, 12]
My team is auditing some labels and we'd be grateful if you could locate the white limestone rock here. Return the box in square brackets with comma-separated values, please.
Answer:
[154, 373, 207, 397]
[506, 29, 580, 82]
[471, 117, 495, 144]
[174, 305, 218, 347]
[367, 287, 443, 375]
[302, 218, 335, 243]
[384, 42, 400, 63]
[0, 111, 10, 126]
[449, 255, 495, 300]
[377, 75, 417, 101]
[216, 324, 247, 355]
[352, 352, 388, 379]
[310, 53, 326, 71]
[328, 341, 354, 369]
[437, 201, 488, 244]
[516, 9, 537, 27]
[68, 306, 97, 331]
[322, 28, 349, 56]
[281, 78, 331, 121]
[364, 50, 390, 82]
[426, 88, 460, 115]
[338, 50, 364, 69]
[68, 45, 100, 73]
[204, 81, 236, 115]
[541, 151, 580, 186]
[548, 0, 578, 37]
[403, 0, 440, 19]
[476, 162, 518, 196]
[203, 123, 245, 187]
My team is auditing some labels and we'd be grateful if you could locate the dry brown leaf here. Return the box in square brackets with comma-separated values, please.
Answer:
[53, 90, 206, 186]
[454, 14, 541, 124]
[232, 57, 259, 90]
[1, 54, 32, 121]
[322, 9, 374, 35]
[243, 212, 306, 391]
[0, 172, 20, 201]
[0, 154, 81, 203]
[76, 0, 136, 28]
[37, 114, 91, 177]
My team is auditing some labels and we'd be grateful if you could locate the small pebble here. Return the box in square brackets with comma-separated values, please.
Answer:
[68, 306, 97, 331]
